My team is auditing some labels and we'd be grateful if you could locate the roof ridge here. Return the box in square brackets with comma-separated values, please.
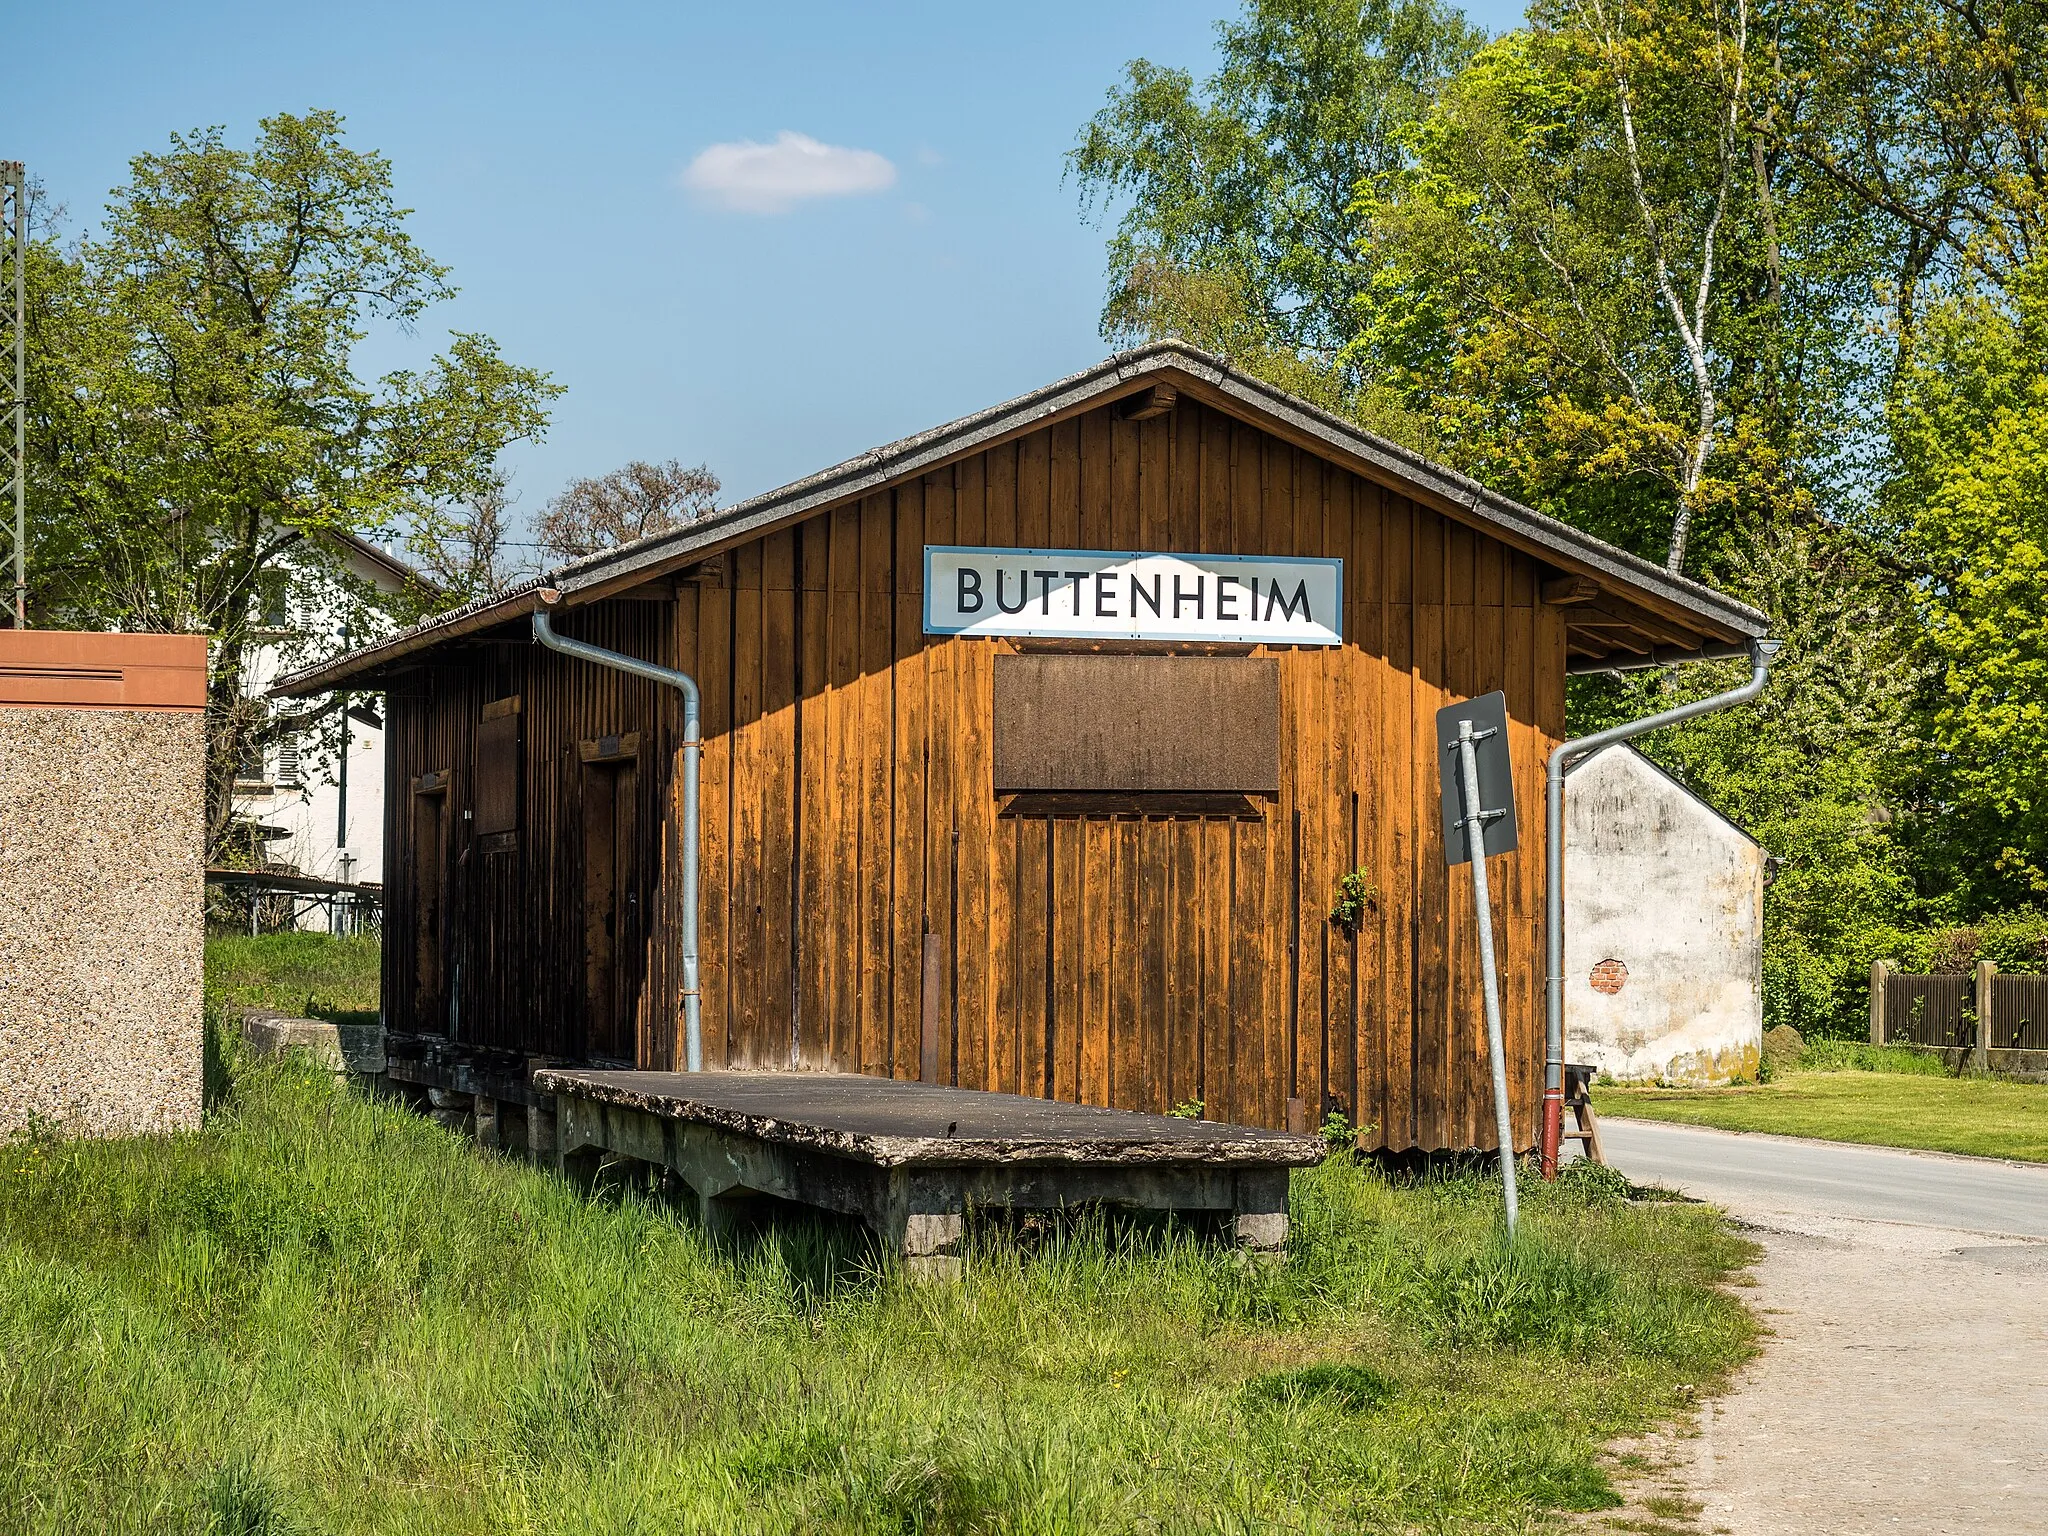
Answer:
[272, 340, 1765, 698]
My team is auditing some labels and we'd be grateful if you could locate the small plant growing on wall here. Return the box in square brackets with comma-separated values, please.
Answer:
[1329, 868, 1377, 934]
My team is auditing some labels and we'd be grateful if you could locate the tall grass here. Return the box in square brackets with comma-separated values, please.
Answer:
[0, 1034, 1755, 1535]
[1795, 1039, 1950, 1076]
[204, 933, 382, 1025]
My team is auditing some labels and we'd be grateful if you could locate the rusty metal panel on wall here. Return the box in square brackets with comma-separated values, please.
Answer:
[992, 654, 1281, 793]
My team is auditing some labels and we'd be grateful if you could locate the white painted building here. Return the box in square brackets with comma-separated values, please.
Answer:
[234, 531, 426, 929]
[1564, 744, 1765, 1084]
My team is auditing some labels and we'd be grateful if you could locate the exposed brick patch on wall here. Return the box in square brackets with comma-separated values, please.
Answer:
[1589, 958, 1630, 995]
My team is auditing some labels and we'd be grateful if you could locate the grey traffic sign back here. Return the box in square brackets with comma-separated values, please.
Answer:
[1436, 690, 1519, 865]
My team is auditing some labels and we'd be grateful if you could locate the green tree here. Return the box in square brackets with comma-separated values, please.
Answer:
[1072, 0, 1886, 574]
[1887, 258, 2048, 904]
[1354, 0, 1901, 572]
[1069, 0, 1481, 422]
[1578, 523, 1925, 1030]
[1781, 0, 2048, 332]
[24, 112, 559, 854]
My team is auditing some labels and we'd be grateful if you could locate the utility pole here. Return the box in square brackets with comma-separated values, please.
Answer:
[1, 162, 24, 627]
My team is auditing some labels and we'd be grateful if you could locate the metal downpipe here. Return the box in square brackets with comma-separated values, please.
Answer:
[532, 593, 706, 1072]
[1540, 636, 1781, 1176]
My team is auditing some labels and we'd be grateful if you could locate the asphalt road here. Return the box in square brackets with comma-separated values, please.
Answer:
[1582, 1115, 2048, 1536]
[1598, 1116, 2048, 1237]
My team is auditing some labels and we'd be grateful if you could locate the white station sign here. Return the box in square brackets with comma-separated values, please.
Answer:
[923, 546, 1343, 646]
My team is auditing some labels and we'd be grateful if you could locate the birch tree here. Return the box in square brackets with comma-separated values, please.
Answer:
[1355, 0, 1783, 573]
[1574, 0, 1749, 572]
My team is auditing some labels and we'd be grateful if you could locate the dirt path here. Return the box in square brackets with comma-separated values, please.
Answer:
[1582, 1125, 2048, 1535]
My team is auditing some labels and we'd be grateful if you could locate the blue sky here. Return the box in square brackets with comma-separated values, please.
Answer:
[11, 0, 1525, 526]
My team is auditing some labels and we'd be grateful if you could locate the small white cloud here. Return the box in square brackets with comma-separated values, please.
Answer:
[679, 131, 896, 214]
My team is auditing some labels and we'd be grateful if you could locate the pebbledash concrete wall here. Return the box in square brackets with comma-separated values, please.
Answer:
[1564, 744, 1765, 1085]
[0, 632, 209, 1136]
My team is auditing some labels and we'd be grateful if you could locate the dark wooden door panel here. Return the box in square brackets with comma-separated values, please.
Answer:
[582, 762, 616, 1058]
[474, 699, 521, 835]
[615, 760, 640, 1061]
[412, 781, 448, 1029]
[582, 757, 640, 1063]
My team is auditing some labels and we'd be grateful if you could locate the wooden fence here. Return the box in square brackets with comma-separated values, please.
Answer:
[1870, 961, 2048, 1068]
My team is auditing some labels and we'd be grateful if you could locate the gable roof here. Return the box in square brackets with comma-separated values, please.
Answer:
[326, 528, 435, 595]
[272, 340, 1767, 698]
[1566, 743, 1762, 848]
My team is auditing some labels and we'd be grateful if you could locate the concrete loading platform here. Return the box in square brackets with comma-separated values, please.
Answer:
[531, 1069, 1328, 1277]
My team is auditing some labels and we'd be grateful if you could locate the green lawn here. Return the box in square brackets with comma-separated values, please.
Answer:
[1594, 1042, 2048, 1162]
[0, 1030, 1759, 1535]
[204, 932, 382, 1026]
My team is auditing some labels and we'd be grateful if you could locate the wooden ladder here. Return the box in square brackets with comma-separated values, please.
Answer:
[1561, 1063, 1605, 1165]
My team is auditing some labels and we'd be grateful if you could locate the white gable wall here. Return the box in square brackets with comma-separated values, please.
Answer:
[1564, 745, 1764, 1083]
[231, 537, 403, 931]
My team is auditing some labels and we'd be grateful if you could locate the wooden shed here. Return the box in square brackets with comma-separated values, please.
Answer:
[275, 343, 1766, 1153]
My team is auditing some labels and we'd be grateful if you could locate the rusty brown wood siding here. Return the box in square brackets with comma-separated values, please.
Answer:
[382, 400, 1565, 1151]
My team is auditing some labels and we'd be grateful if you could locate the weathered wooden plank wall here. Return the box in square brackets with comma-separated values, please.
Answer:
[382, 397, 1566, 1150]
[381, 603, 681, 1064]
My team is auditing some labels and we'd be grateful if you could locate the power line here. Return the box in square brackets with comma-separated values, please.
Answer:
[1, 162, 22, 627]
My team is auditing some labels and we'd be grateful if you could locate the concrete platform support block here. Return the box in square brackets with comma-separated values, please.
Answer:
[495, 1104, 528, 1157]
[559, 1146, 604, 1190]
[336, 1023, 386, 1075]
[528, 1102, 557, 1161]
[473, 1094, 500, 1151]
[241, 1015, 392, 1105]
[699, 1193, 750, 1243]
[1233, 1212, 1288, 1254]
[898, 1211, 966, 1282]
[240, 1012, 345, 1071]
[1232, 1169, 1290, 1256]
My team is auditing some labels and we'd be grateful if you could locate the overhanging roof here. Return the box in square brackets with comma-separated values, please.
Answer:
[272, 341, 1767, 698]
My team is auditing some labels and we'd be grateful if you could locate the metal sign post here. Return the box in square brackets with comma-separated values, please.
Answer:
[1438, 691, 1520, 1236]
